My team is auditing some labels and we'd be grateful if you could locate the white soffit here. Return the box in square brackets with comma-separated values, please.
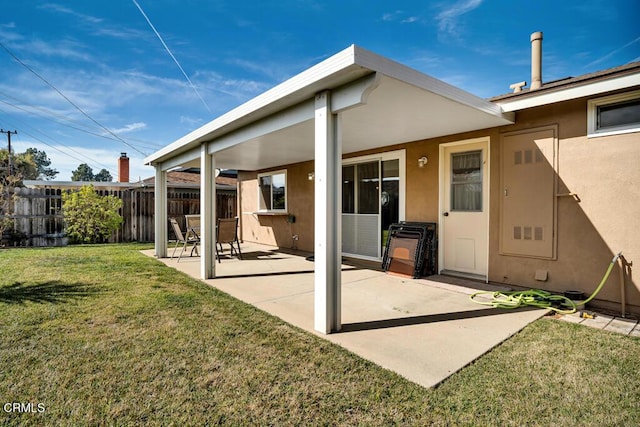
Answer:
[340, 75, 513, 151]
[212, 75, 514, 171]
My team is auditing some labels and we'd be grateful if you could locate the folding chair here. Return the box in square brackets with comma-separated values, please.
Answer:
[216, 217, 242, 262]
[169, 217, 200, 262]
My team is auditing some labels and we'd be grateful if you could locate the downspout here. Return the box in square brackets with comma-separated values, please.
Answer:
[530, 32, 543, 90]
[619, 254, 633, 318]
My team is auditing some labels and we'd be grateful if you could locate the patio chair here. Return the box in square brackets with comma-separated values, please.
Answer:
[185, 214, 200, 234]
[169, 217, 200, 262]
[216, 217, 242, 262]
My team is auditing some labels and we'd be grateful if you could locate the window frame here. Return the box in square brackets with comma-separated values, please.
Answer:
[587, 90, 640, 138]
[257, 169, 287, 213]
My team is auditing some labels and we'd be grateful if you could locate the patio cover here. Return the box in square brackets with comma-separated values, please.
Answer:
[144, 44, 514, 334]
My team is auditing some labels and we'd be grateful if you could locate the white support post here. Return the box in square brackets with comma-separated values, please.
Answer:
[154, 166, 167, 258]
[314, 90, 342, 334]
[201, 144, 216, 279]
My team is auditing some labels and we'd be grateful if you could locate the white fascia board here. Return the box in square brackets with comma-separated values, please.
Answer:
[207, 99, 315, 154]
[159, 146, 202, 172]
[496, 74, 640, 112]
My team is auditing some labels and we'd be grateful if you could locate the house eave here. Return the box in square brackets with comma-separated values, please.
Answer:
[495, 71, 640, 112]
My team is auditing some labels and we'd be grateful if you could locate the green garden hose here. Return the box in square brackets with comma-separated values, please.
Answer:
[470, 253, 621, 314]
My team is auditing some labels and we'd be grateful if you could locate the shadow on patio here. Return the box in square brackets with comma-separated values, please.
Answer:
[144, 242, 547, 388]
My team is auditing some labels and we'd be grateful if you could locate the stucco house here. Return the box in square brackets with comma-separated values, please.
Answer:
[145, 33, 640, 333]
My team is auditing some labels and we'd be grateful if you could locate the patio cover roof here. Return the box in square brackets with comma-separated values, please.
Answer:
[144, 45, 514, 171]
[146, 45, 516, 334]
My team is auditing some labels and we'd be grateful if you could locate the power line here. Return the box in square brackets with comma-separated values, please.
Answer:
[0, 95, 163, 150]
[132, 0, 213, 115]
[14, 130, 119, 180]
[0, 41, 148, 157]
[0, 97, 117, 142]
[0, 105, 119, 178]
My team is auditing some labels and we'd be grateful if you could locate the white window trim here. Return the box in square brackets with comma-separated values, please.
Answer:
[587, 89, 640, 138]
[257, 169, 287, 213]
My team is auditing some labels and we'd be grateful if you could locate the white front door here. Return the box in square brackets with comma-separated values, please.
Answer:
[440, 139, 489, 279]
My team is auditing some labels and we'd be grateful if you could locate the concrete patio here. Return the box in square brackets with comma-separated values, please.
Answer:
[144, 243, 547, 388]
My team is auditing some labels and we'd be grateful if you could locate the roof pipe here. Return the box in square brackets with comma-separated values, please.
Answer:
[530, 31, 543, 90]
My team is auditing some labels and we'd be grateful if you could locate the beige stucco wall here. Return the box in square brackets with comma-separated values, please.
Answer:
[239, 161, 315, 252]
[489, 96, 640, 314]
[237, 92, 639, 313]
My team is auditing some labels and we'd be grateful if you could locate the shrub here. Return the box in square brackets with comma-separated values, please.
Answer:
[62, 185, 123, 243]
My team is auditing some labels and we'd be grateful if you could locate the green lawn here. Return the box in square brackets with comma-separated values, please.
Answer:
[1, 244, 639, 426]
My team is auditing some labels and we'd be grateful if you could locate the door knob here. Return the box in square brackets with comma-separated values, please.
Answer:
[443, 212, 449, 217]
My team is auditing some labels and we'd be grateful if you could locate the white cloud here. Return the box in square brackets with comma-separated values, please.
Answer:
[381, 10, 422, 24]
[109, 122, 147, 135]
[40, 3, 148, 41]
[584, 36, 640, 69]
[435, 0, 483, 39]
[39, 3, 103, 25]
[25, 38, 93, 62]
[194, 69, 271, 102]
[180, 116, 204, 128]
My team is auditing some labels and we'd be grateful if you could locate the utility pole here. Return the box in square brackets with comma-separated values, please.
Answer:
[1, 129, 17, 175]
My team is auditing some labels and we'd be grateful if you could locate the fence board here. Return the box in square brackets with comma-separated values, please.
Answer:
[2, 187, 236, 247]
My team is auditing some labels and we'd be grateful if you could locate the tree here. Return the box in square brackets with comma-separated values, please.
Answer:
[0, 173, 20, 242]
[94, 169, 113, 182]
[62, 185, 123, 244]
[0, 149, 37, 183]
[25, 148, 58, 180]
[71, 164, 113, 182]
[71, 163, 94, 181]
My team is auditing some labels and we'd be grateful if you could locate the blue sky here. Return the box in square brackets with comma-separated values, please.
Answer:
[1, 1, 638, 181]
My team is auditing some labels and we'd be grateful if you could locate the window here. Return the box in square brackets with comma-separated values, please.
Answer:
[258, 170, 286, 212]
[451, 151, 482, 211]
[588, 90, 640, 137]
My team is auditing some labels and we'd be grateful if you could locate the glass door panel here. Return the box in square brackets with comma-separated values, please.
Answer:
[357, 161, 379, 214]
[342, 165, 355, 214]
[381, 159, 399, 250]
[342, 161, 380, 259]
[342, 156, 402, 260]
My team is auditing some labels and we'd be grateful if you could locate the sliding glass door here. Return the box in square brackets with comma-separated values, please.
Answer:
[342, 152, 403, 260]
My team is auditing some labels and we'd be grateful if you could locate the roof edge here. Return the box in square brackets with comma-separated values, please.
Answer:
[145, 44, 515, 167]
[492, 61, 640, 111]
[144, 45, 362, 166]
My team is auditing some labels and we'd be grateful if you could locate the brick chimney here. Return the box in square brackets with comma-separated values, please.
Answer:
[118, 153, 130, 183]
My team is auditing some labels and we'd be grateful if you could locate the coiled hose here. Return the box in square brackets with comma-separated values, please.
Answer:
[470, 253, 621, 314]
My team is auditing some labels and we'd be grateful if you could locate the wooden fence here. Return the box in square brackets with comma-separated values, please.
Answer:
[3, 187, 237, 247]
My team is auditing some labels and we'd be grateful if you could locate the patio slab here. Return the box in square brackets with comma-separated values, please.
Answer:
[144, 244, 547, 388]
[604, 317, 638, 335]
